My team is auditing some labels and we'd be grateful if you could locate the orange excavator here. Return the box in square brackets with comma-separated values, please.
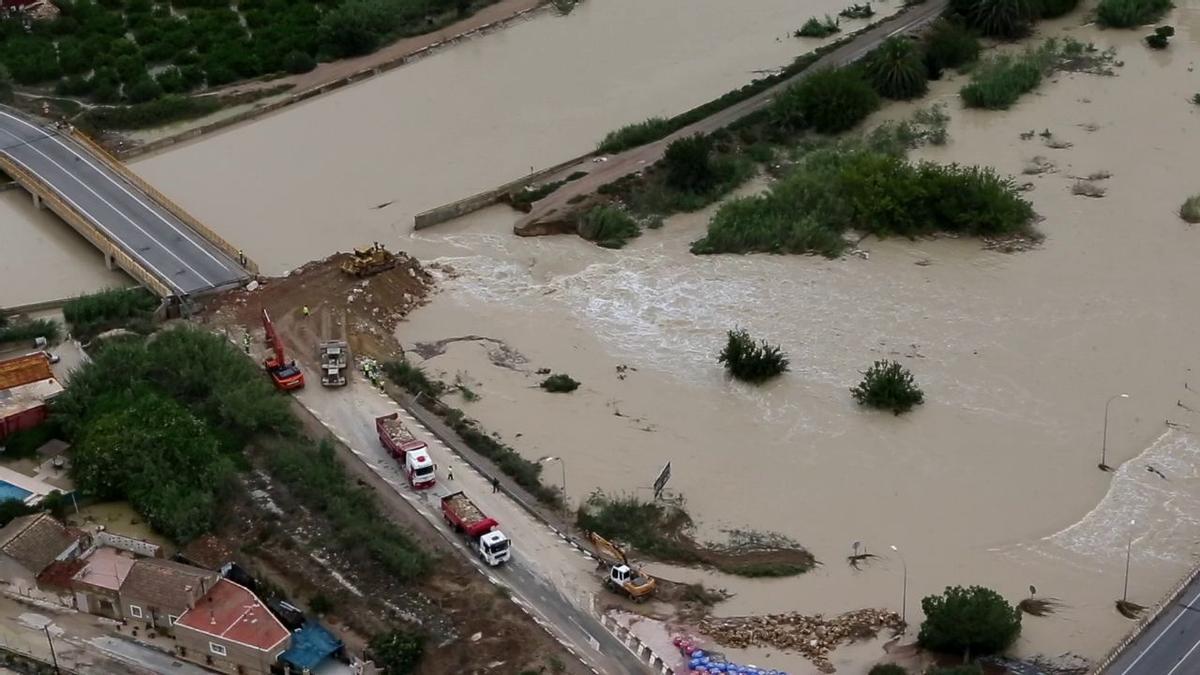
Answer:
[262, 309, 304, 391]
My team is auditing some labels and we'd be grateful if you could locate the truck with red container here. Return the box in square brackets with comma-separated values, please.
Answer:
[441, 491, 511, 566]
[375, 412, 436, 488]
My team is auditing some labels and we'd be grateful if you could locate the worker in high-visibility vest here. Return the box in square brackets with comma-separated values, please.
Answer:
[302, 305, 311, 318]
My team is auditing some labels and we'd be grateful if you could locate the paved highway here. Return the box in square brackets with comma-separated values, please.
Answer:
[1105, 576, 1200, 675]
[0, 108, 246, 295]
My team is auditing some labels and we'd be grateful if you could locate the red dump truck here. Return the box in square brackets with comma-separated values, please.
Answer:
[375, 412, 436, 488]
[441, 491, 511, 566]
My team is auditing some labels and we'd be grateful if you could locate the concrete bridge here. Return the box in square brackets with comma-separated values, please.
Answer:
[0, 106, 254, 300]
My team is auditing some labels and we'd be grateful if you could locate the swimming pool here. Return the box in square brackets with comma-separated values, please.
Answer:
[0, 481, 32, 503]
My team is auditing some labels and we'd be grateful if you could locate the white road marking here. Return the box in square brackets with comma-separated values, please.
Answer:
[0, 127, 214, 289]
[1116, 584, 1200, 675]
[0, 111, 238, 275]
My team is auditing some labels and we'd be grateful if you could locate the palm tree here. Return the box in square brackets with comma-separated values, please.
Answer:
[864, 37, 928, 100]
[951, 0, 1039, 38]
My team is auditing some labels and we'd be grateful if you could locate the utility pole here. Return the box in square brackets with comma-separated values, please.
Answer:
[43, 625, 59, 674]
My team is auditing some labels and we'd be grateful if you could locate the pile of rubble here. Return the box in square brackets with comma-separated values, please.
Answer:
[700, 608, 902, 673]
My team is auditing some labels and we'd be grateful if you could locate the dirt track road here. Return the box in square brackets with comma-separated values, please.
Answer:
[513, 0, 949, 233]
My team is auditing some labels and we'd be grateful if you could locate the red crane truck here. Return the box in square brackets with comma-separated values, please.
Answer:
[441, 491, 511, 566]
[375, 412, 436, 488]
[261, 309, 304, 391]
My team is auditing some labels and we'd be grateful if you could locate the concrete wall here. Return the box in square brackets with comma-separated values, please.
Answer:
[175, 627, 285, 675]
[413, 151, 593, 230]
[94, 531, 160, 558]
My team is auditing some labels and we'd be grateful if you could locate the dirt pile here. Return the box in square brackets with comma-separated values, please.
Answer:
[700, 608, 902, 672]
[202, 249, 433, 361]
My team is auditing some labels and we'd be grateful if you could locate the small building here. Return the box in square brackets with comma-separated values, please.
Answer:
[71, 546, 135, 619]
[0, 512, 86, 593]
[119, 558, 220, 632]
[0, 353, 63, 442]
[174, 578, 290, 675]
[177, 533, 234, 573]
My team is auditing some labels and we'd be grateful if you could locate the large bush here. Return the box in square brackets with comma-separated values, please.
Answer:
[0, 318, 62, 345]
[864, 37, 928, 100]
[597, 117, 672, 154]
[950, 0, 1040, 37]
[922, 20, 980, 77]
[778, 67, 880, 134]
[577, 205, 641, 249]
[0, 65, 13, 103]
[319, 0, 395, 57]
[1039, 0, 1080, 18]
[663, 134, 720, 194]
[919, 585, 1021, 659]
[63, 286, 158, 340]
[369, 630, 425, 674]
[869, 666, 909, 675]
[850, 359, 924, 414]
[959, 40, 1059, 109]
[1095, 0, 1173, 27]
[718, 329, 789, 383]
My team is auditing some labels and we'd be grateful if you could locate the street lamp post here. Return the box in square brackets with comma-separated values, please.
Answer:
[1123, 519, 1136, 602]
[537, 456, 567, 509]
[890, 545, 908, 629]
[1101, 393, 1130, 472]
[43, 625, 59, 674]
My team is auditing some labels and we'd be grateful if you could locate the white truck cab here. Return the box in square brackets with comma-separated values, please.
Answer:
[479, 530, 512, 566]
[610, 564, 632, 584]
[406, 449, 436, 488]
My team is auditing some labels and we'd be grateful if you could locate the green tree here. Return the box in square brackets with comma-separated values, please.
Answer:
[864, 37, 928, 100]
[369, 630, 425, 674]
[919, 585, 1021, 660]
[790, 67, 880, 134]
[282, 49, 317, 74]
[319, 0, 395, 57]
[851, 359, 924, 414]
[126, 76, 164, 103]
[663, 134, 719, 194]
[0, 64, 13, 103]
[951, 0, 1039, 37]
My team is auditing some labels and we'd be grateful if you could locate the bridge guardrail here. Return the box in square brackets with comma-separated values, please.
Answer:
[0, 154, 173, 298]
[68, 129, 260, 277]
[1089, 559, 1200, 674]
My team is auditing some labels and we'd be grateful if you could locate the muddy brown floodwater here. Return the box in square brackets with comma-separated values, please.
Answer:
[7, 0, 1200, 670]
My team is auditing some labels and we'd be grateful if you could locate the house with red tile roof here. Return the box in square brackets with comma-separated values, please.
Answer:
[173, 578, 290, 675]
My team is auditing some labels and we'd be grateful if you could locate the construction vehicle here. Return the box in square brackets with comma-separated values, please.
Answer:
[341, 243, 398, 277]
[318, 340, 349, 387]
[441, 491, 511, 566]
[589, 532, 657, 602]
[376, 412, 436, 488]
[261, 309, 304, 391]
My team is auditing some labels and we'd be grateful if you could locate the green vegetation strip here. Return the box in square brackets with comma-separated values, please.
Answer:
[0, 317, 61, 345]
[1095, 0, 1173, 27]
[384, 360, 562, 506]
[63, 286, 158, 341]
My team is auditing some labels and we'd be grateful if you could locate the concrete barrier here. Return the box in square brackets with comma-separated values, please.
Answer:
[600, 613, 676, 675]
[1089, 559, 1200, 674]
[413, 151, 593, 229]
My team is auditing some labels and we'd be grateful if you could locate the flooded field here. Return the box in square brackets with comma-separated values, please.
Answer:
[5, 0, 1200, 669]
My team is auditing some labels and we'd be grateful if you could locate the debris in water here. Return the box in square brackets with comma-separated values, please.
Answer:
[700, 608, 902, 672]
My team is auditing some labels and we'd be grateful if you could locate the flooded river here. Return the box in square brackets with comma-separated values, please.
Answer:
[6, 0, 1200, 669]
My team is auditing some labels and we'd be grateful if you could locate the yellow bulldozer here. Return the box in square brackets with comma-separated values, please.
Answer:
[341, 243, 398, 277]
[589, 532, 657, 602]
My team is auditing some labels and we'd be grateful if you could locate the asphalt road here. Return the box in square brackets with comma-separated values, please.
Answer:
[1104, 577, 1200, 675]
[0, 107, 246, 295]
[514, 0, 949, 234]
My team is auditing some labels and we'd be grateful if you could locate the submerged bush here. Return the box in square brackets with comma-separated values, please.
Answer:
[1180, 194, 1200, 223]
[959, 40, 1059, 109]
[851, 359, 924, 414]
[923, 19, 981, 77]
[1145, 25, 1174, 48]
[795, 15, 841, 38]
[1095, 0, 1173, 27]
[782, 67, 880, 134]
[919, 585, 1021, 658]
[1039, 0, 1080, 17]
[383, 359, 445, 400]
[540, 373, 580, 393]
[577, 205, 641, 249]
[718, 329, 789, 383]
[663, 134, 721, 194]
[951, 0, 1039, 37]
[864, 37, 928, 100]
[840, 2, 876, 18]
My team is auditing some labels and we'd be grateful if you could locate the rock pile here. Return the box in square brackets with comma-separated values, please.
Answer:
[700, 608, 902, 673]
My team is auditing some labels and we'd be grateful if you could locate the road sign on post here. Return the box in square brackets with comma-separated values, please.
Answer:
[653, 462, 671, 500]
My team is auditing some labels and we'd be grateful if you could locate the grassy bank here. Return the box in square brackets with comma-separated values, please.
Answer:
[577, 492, 816, 577]
[62, 287, 158, 341]
[385, 359, 562, 506]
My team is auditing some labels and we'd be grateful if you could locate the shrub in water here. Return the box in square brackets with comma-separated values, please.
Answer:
[795, 15, 840, 38]
[959, 40, 1059, 110]
[840, 2, 875, 18]
[577, 205, 641, 249]
[718, 329, 789, 383]
[1180, 194, 1200, 223]
[923, 19, 980, 78]
[951, 0, 1039, 37]
[1145, 25, 1174, 48]
[540, 373, 580, 393]
[851, 359, 924, 414]
[864, 37, 928, 100]
[1095, 0, 1173, 28]
[789, 67, 880, 134]
[1039, 0, 1080, 17]
[919, 585, 1021, 659]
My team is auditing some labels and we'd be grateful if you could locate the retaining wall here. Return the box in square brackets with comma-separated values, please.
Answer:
[412, 151, 592, 229]
[1089, 559, 1200, 673]
[600, 614, 676, 675]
